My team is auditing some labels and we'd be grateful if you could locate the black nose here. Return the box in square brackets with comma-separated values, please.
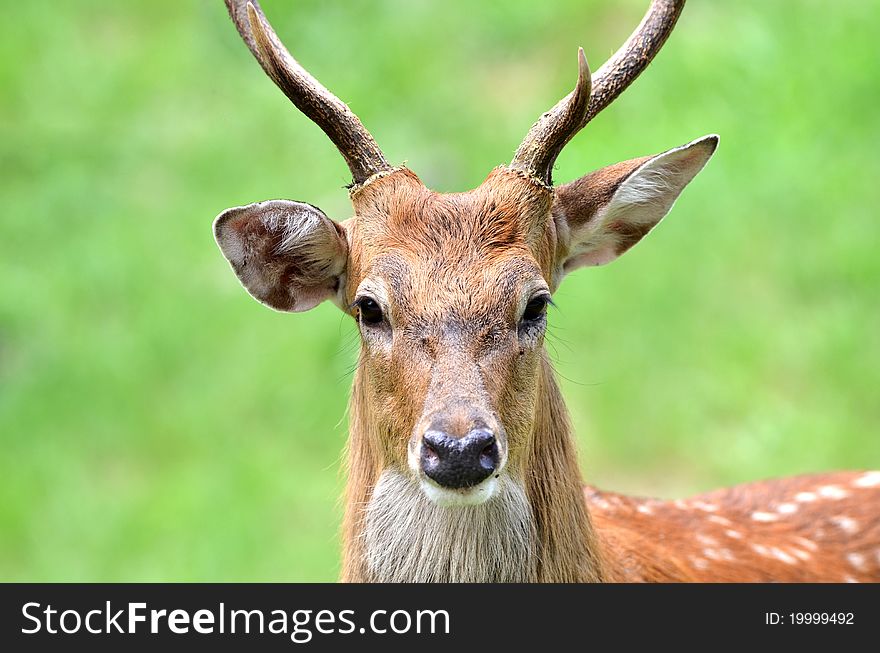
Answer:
[420, 428, 499, 489]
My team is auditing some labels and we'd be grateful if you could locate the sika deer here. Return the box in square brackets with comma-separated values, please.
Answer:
[214, 0, 880, 582]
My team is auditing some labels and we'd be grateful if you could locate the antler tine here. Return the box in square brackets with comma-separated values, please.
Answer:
[510, 0, 686, 185]
[510, 49, 592, 188]
[586, 0, 685, 122]
[225, 1, 391, 186]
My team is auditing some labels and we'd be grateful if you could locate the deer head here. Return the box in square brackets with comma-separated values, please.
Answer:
[215, 0, 717, 581]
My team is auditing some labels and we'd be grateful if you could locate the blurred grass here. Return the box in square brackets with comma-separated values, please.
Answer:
[0, 0, 878, 581]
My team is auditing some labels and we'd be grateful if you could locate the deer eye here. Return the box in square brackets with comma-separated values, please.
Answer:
[356, 297, 384, 325]
[522, 295, 550, 322]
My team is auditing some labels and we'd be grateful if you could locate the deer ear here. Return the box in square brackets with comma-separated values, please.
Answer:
[213, 200, 348, 312]
[553, 135, 718, 276]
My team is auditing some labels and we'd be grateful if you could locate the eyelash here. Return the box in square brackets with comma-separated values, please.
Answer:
[521, 295, 551, 322]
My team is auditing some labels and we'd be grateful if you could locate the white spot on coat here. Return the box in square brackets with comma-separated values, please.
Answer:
[846, 553, 867, 571]
[697, 534, 719, 547]
[795, 492, 817, 503]
[793, 537, 818, 552]
[770, 547, 797, 565]
[854, 471, 880, 488]
[725, 529, 743, 539]
[790, 548, 811, 561]
[752, 511, 778, 522]
[637, 505, 653, 515]
[690, 557, 709, 570]
[817, 485, 849, 500]
[830, 516, 859, 534]
[776, 503, 798, 515]
[708, 515, 733, 526]
[751, 543, 771, 557]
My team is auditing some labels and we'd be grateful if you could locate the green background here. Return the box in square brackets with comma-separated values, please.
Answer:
[1, 0, 878, 581]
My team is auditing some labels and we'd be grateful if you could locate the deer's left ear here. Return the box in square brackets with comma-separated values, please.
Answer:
[552, 135, 718, 277]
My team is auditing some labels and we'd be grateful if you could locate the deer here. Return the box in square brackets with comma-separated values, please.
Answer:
[213, 0, 880, 582]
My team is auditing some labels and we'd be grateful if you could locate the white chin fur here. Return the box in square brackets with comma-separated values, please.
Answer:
[420, 476, 499, 507]
[364, 469, 536, 582]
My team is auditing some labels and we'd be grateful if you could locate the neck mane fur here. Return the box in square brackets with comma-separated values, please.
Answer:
[341, 355, 607, 582]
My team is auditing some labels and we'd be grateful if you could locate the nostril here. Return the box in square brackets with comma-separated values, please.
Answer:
[479, 441, 498, 471]
[422, 440, 440, 466]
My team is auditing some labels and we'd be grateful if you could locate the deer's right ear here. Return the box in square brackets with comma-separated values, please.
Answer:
[213, 200, 348, 312]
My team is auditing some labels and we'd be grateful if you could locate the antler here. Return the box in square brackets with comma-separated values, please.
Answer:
[225, 1, 391, 186]
[510, 0, 686, 185]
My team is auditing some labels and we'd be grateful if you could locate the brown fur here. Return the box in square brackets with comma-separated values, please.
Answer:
[589, 472, 880, 582]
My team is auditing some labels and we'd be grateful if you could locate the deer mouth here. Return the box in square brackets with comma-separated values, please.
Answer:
[419, 473, 502, 507]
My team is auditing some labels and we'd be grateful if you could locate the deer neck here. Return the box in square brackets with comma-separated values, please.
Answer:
[526, 356, 608, 581]
[341, 353, 607, 582]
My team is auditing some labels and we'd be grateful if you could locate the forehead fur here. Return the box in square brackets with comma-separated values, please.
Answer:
[346, 167, 557, 297]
